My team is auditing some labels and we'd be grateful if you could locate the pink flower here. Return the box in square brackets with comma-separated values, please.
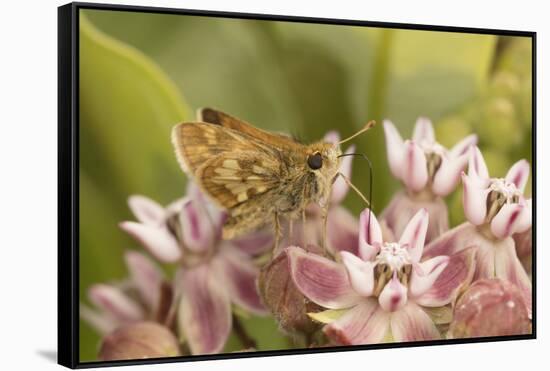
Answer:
[424, 147, 532, 317]
[80, 250, 168, 335]
[286, 209, 474, 344]
[461, 146, 531, 238]
[120, 183, 273, 354]
[383, 118, 477, 196]
[381, 118, 477, 243]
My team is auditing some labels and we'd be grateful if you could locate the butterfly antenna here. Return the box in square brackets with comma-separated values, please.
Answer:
[337, 152, 374, 231]
[338, 120, 376, 145]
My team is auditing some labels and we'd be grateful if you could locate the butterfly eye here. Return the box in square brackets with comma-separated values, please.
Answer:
[307, 152, 323, 170]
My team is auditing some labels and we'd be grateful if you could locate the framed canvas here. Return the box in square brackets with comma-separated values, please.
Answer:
[58, 2, 536, 368]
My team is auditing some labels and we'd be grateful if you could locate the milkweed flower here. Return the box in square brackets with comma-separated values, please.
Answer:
[424, 147, 532, 317]
[119, 183, 273, 354]
[80, 250, 168, 335]
[286, 209, 474, 345]
[381, 118, 477, 243]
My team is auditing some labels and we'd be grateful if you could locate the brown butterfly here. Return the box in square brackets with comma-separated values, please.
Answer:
[171, 108, 374, 251]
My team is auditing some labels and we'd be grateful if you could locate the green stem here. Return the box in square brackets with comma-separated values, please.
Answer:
[232, 315, 257, 350]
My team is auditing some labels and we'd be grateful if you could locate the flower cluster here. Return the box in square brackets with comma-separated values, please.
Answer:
[81, 121, 532, 359]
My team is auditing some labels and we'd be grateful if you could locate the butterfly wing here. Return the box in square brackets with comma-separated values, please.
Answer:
[197, 108, 298, 150]
[197, 151, 281, 210]
[172, 122, 293, 208]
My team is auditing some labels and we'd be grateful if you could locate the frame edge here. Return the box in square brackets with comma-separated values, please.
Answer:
[58, 2, 78, 369]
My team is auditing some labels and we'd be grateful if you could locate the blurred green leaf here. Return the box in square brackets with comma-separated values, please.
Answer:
[80, 13, 188, 205]
[79, 13, 190, 360]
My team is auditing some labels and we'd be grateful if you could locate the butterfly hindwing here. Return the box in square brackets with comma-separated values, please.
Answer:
[196, 151, 281, 210]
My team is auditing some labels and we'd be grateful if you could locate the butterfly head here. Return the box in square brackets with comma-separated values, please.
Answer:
[306, 142, 342, 179]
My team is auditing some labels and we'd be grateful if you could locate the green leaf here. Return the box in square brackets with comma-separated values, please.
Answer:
[308, 309, 348, 324]
[80, 13, 189, 204]
[79, 13, 190, 361]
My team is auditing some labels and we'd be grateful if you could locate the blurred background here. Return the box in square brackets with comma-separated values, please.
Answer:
[79, 8, 532, 361]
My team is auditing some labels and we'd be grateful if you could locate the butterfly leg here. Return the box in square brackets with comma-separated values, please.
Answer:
[337, 172, 370, 207]
[301, 208, 307, 247]
[272, 212, 281, 258]
[289, 218, 294, 243]
[321, 204, 329, 257]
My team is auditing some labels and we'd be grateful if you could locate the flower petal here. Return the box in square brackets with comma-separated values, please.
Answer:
[449, 134, 478, 158]
[119, 222, 181, 263]
[380, 191, 448, 244]
[324, 298, 390, 345]
[327, 207, 359, 256]
[80, 304, 118, 335]
[324, 131, 340, 144]
[412, 117, 435, 144]
[505, 159, 530, 193]
[341, 252, 375, 297]
[398, 208, 429, 263]
[358, 208, 382, 260]
[127, 195, 166, 226]
[462, 172, 489, 226]
[177, 264, 232, 355]
[490, 203, 530, 239]
[186, 182, 226, 232]
[468, 146, 489, 180]
[423, 223, 475, 259]
[213, 245, 267, 315]
[378, 273, 408, 312]
[89, 284, 144, 322]
[494, 238, 532, 318]
[331, 144, 356, 204]
[409, 256, 449, 298]
[165, 197, 186, 215]
[180, 199, 215, 253]
[402, 140, 429, 192]
[286, 246, 361, 309]
[124, 250, 163, 310]
[383, 120, 405, 179]
[231, 229, 273, 256]
[415, 248, 476, 307]
[390, 303, 440, 342]
[432, 152, 469, 197]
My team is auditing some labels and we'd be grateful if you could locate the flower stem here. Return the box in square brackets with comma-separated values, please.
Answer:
[232, 315, 257, 350]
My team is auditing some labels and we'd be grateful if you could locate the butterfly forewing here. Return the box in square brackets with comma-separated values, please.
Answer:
[198, 108, 299, 150]
[172, 122, 261, 174]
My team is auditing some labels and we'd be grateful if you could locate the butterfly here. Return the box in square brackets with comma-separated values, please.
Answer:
[171, 108, 374, 251]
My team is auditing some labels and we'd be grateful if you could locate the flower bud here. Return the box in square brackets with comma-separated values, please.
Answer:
[98, 322, 181, 361]
[258, 249, 321, 336]
[449, 279, 530, 338]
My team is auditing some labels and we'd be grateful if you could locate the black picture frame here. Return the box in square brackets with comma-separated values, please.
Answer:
[58, 2, 537, 369]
